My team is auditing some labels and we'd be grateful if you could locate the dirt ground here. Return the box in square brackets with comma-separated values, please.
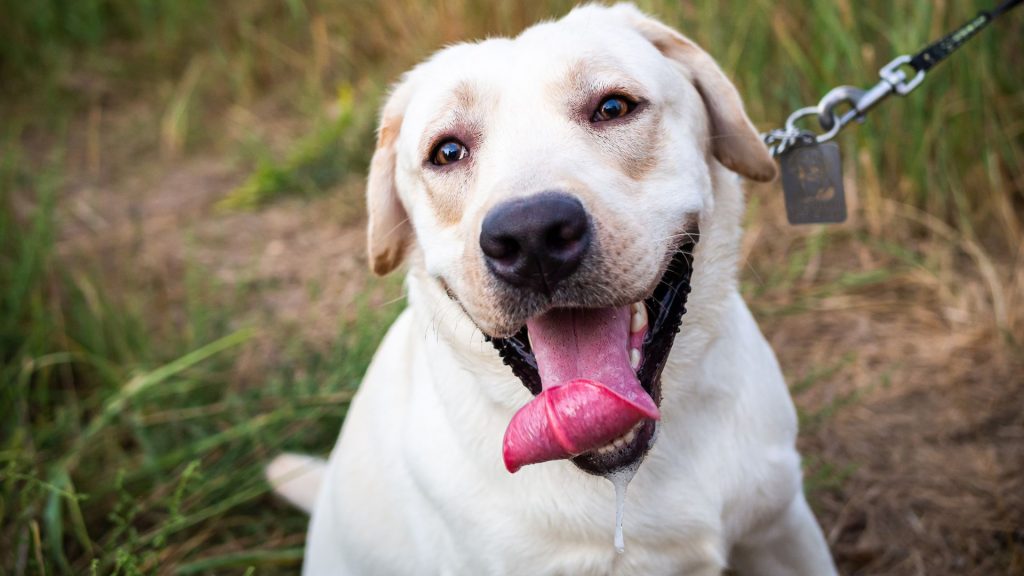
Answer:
[52, 105, 1024, 575]
[777, 287, 1024, 574]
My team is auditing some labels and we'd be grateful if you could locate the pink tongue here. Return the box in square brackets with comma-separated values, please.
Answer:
[502, 307, 659, 473]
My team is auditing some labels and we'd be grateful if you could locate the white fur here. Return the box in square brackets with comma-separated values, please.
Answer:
[266, 453, 326, 513]
[270, 4, 837, 575]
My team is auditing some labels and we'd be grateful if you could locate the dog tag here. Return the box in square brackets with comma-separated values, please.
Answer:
[779, 141, 846, 224]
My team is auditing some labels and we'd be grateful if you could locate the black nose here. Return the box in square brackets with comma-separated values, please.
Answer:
[479, 192, 591, 293]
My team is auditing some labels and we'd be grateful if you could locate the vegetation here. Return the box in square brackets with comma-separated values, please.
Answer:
[1, 1, 1021, 574]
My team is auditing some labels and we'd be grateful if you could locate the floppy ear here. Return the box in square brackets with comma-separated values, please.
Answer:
[366, 79, 415, 275]
[617, 5, 777, 182]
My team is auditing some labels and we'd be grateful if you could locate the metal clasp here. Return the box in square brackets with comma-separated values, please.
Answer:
[760, 54, 927, 157]
[816, 85, 866, 132]
[880, 55, 926, 95]
[812, 56, 926, 138]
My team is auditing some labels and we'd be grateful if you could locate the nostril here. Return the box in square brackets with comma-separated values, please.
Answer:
[546, 219, 588, 251]
[482, 235, 520, 263]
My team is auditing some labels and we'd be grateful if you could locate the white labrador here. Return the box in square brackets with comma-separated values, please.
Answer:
[268, 4, 838, 575]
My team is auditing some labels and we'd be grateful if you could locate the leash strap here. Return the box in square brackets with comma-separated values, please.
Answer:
[993, 0, 1024, 16]
[910, 0, 1022, 72]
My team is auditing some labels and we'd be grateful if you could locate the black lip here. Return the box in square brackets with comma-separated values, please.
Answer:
[486, 229, 698, 476]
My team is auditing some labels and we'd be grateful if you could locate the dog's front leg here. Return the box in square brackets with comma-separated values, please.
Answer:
[728, 495, 837, 576]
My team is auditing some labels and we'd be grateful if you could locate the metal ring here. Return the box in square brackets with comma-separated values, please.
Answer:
[785, 106, 843, 143]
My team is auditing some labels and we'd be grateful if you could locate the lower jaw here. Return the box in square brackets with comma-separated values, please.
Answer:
[572, 418, 657, 475]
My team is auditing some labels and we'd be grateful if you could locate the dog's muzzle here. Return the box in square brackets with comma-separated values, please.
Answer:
[487, 226, 698, 477]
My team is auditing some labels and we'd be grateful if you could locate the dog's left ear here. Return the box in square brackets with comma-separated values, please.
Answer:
[617, 5, 777, 182]
[366, 78, 416, 275]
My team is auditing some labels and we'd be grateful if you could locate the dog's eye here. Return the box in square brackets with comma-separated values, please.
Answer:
[430, 139, 469, 166]
[592, 95, 636, 122]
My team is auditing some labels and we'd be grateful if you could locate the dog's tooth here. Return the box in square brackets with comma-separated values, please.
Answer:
[629, 349, 641, 369]
[596, 423, 648, 456]
[630, 305, 648, 334]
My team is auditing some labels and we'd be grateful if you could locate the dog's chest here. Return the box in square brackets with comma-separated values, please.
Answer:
[456, 506, 721, 575]
[394, 316, 732, 573]
[410, 459, 723, 575]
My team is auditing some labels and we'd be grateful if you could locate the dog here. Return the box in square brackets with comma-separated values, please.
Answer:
[267, 4, 838, 574]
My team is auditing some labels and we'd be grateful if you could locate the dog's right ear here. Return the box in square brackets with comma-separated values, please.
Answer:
[366, 78, 415, 276]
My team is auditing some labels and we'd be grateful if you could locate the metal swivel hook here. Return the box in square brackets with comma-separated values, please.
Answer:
[816, 85, 867, 132]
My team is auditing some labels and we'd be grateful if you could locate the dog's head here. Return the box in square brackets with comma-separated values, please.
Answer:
[365, 4, 775, 476]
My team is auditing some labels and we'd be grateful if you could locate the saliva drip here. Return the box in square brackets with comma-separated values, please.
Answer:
[607, 462, 640, 554]
[613, 479, 626, 553]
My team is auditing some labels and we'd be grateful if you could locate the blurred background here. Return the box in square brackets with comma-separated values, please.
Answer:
[1, 1, 1021, 574]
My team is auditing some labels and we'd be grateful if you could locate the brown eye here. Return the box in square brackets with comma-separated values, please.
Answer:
[592, 95, 636, 122]
[431, 139, 469, 166]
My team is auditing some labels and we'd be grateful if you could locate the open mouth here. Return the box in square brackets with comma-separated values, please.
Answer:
[487, 231, 698, 476]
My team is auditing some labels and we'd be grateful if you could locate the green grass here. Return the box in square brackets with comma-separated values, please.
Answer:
[1, 0, 1022, 573]
[0, 135, 404, 573]
[218, 87, 380, 211]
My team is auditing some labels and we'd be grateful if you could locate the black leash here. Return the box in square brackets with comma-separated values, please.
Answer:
[761, 0, 1022, 225]
[911, 0, 1022, 72]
